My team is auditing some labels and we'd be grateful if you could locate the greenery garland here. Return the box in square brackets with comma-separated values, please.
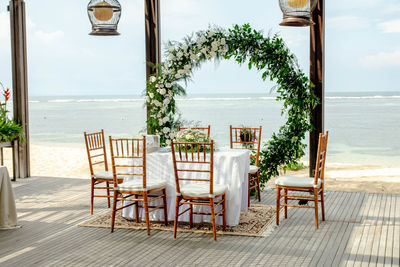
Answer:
[146, 24, 318, 184]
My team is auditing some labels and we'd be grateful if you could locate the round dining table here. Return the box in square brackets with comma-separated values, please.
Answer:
[122, 148, 250, 226]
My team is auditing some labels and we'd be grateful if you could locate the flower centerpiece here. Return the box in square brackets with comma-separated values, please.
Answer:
[174, 128, 210, 143]
[0, 82, 24, 142]
[173, 128, 213, 152]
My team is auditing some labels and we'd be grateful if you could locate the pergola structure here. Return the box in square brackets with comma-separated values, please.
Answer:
[7, 0, 324, 179]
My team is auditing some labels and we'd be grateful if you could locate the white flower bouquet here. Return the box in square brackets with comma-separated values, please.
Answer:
[173, 129, 213, 152]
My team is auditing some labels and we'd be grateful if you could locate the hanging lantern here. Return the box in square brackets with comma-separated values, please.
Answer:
[87, 0, 122, 36]
[279, 0, 317, 27]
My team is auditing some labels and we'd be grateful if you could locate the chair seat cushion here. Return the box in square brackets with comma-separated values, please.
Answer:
[249, 165, 259, 174]
[93, 171, 113, 179]
[179, 183, 228, 198]
[117, 180, 166, 192]
[275, 176, 322, 188]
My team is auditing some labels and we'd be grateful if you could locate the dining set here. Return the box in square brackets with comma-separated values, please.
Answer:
[84, 126, 329, 241]
[84, 126, 262, 241]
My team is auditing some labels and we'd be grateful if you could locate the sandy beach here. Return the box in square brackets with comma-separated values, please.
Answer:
[2, 143, 400, 194]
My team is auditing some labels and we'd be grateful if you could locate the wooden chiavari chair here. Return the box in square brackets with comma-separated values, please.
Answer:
[84, 130, 114, 215]
[275, 131, 328, 229]
[171, 140, 227, 241]
[178, 125, 211, 139]
[229, 126, 262, 207]
[109, 136, 167, 235]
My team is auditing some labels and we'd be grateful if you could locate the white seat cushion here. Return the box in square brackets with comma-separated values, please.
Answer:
[93, 171, 113, 179]
[275, 176, 322, 188]
[117, 179, 166, 192]
[249, 165, 259, 174]
[179, 183, 228, 198]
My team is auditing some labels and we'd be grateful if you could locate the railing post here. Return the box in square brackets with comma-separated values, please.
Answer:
[9, 0, 30, 178]
[309, 0, 324, 177]
[145, 0, 161, 134]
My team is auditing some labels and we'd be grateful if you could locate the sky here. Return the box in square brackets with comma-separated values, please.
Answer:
[0, 0, 400, 96]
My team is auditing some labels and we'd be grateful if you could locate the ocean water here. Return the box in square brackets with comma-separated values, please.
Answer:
[28, 92, 400, 166]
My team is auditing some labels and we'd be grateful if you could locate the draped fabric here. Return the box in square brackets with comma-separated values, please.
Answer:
[0, 167, 18, 230]
[122, 149, 250, 226]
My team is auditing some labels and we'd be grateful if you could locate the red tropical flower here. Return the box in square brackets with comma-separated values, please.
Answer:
[3, 88, 10, 101]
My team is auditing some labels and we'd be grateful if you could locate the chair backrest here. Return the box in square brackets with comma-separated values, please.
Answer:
[314, 131, 329, 186]
[109, 136, 146, 189]
[84, 129, 108, 176]
[178, 125, 211, 139]
[171, 140, 214, 196]
[229, 126, 262, 166]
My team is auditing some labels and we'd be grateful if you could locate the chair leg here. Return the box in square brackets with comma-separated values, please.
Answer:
[314, 188, 319, 229]
[222, 194, 227, 231]
[173, 196, 180, 239]
[143, 193, 150, 235]
[134, 194, 140, 223]
[276, 187, 281, 226]
[284, 189, 288, 219]
[90, 179, 95, 215]
[106, 182, 111, 208]
[248, 173, 251, 207]
[162, 189, 168, 226]
[110, 191, 118, 233]
[210, 198, 217, 241]
[189, 204, 193, 228]
[320, 188, 325, 221]
[256, 172, 261, 202]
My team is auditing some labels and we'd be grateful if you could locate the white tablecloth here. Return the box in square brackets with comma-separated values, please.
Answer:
[122, 149, 250, 226]
[0, 166, 18, 230]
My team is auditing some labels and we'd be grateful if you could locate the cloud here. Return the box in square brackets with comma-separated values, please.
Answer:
[34, 30, 64, 44]
[282, 31, 308, 47]
[327, 16, 369, 30]
[362, 49, 400, 68]
[0, 12, 9, 39]
[383, 3, 400, 14]
[378, 19, 400, 33]
[27, 17, 36, 30]
[163, 0, 204, 17]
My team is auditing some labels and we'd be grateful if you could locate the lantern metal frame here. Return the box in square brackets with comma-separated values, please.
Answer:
[279, 0, 317, 27]
[87, 0, 122, 36]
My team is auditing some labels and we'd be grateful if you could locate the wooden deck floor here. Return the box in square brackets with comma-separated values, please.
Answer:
[0, 177, 399, 266]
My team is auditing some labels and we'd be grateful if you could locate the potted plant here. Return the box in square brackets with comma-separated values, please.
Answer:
[239, 127, 255, 148]
[0, 82, 24, 143]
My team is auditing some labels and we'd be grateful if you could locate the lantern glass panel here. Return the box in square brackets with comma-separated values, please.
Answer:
[279, 0, 317, 26]
[88, 0, 122, 36]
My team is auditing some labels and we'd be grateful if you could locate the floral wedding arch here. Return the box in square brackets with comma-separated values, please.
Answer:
[146, 24, 318, 184]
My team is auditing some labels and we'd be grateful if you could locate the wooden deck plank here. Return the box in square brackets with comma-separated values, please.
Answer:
[260, 192, 316, 266]
[393, 195, 400, 267]
[319, 191, 364, 266]
[343, 193, 376, 266]
[1, 177, 399, 266]
[354, 193, 381, 267]
[376, 194, 392, 267]
[331, 192, 365, 266]
[359, 194, 385, 267]
[298, 191, 347, 266]
[316, 191, 357, 265]
[307, 191, 353, 266]
[384, 194, 396, 266]
[368, 193, 387, 267]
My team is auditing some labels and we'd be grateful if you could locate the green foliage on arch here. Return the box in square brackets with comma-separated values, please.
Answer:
[146, 24, 318, 184]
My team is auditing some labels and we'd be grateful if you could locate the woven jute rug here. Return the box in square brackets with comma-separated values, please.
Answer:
[79, 204, 276, 237]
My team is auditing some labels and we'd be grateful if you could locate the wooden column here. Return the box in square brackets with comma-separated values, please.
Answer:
[9, 0, 30, 178]
[309, 0, 324, 177]
[145, 0, 161, 133]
